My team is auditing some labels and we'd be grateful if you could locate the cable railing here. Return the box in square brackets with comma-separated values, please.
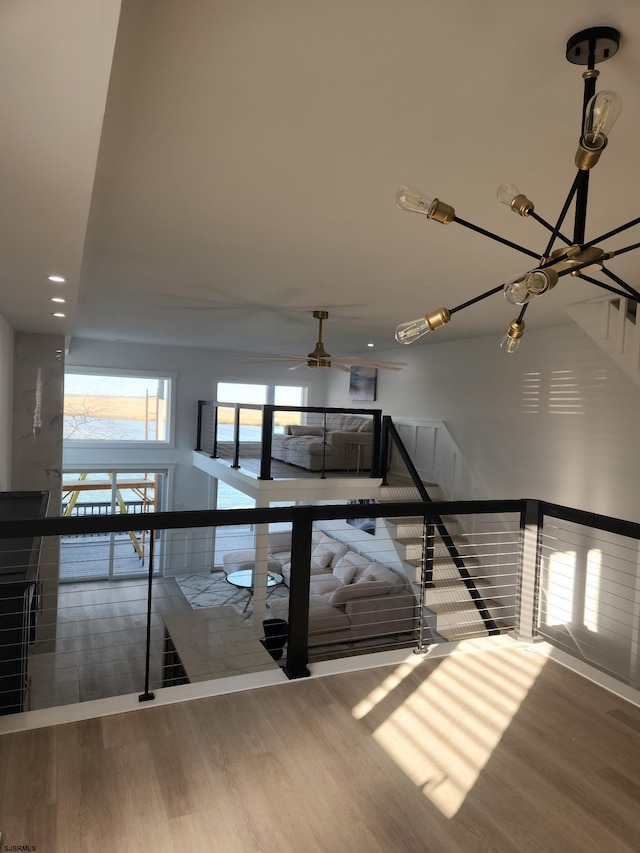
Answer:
[380, 415, 502, 637]
[1, 496, 639, 718]
[535, 502, 640, 690]
[195, 401, 382, 480]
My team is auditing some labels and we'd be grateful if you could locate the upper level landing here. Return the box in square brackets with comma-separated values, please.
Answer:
[192, 450, 384, 504]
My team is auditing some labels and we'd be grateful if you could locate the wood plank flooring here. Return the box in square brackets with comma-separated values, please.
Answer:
[2, 645, 640, 852]
[28, 578, 191, 709]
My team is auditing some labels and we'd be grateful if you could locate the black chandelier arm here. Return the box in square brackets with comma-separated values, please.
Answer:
[528, 211, 573, 246]
[599, 266, 640, 302]
[582, 217, 640, 251]
[573, 66, 599, 244]
[574, 272, 640, 302]
[542, 171, 584, 259]
[607, 240, 640, 261]
[449, 283, 505, 316]
[452, 216, 541, 261]
[516, 302, 529, 323]
[573, 171, 589, 245]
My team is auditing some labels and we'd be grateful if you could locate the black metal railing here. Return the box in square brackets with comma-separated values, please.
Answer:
[195, 401, 382, 480]
[380, 416, 500, 636]
[1, 496, 639, 717]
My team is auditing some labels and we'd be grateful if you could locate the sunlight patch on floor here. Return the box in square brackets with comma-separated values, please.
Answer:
[353, 646, 547, 818]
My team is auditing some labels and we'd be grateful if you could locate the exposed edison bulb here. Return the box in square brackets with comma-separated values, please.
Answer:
[394, 307, 451, 344]
[504, 275, 530, 305]
[497, 183, 521, 206]
[504, 269, 558, 305]
[497, 183, 534, 216]
[396, 186, 434, 216]
[500, 319, 525, 354]
[582, 90, 623, 150]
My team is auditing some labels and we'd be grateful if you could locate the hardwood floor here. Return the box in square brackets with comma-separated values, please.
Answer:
[28, 578, 191, 709]
[1, 645, 639, 851]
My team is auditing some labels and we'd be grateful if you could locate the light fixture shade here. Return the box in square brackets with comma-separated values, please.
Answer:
[394, 308, 451, 344]
[582, 90, 622, 150]
[396, 186, 434, 216]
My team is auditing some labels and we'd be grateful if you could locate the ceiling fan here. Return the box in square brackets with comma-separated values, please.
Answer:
[240, 310, 406, 372]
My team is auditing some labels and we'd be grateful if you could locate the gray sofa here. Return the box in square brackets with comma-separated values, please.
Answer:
[223, 530, 417, 647]
[270, 414, 374, 471]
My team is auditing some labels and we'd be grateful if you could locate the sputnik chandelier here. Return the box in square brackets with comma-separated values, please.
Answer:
[395, 27, 640, 353]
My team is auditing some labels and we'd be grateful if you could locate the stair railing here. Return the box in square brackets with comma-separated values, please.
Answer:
[380, 415, 500, 636]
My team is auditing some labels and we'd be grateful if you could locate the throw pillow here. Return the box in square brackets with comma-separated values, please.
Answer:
[332, 555, 358, 585]
[328, 578, 393, 605]
[289, 425, 323, 436]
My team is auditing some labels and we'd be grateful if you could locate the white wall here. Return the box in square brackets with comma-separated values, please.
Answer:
[325, 323, 640, 524]
[63, 324, 640, 525]
[64, 337, 329, 511]
[0, 313, 13, 490]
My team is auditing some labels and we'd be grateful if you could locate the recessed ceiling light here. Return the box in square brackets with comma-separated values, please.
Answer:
[367, 342, 374, 347]
[51, 297, 66, 303]
[47, 275, 66, 283]
[52, 312, 66, 318]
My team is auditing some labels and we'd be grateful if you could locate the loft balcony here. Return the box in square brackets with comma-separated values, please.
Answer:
[193, 401, 389, 502]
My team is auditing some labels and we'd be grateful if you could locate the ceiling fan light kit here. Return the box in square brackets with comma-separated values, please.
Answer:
[307, 310, 331, 368]
[395, 26, 640, 354]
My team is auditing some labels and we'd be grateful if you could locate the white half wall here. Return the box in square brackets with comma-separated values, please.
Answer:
[324, 323, 640, 524]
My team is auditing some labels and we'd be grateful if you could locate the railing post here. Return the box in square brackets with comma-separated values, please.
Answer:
[370, 410, 382, 478]
[516, 499, 542, 642]
[320, 413, 327, 479]
[380, 415, 391, 485]
[138, 529, 156, 703]
[231, 405, 241, 468]
[424, 519, 435, 589]
[195, 401, 204, 451]
[283, 510, 312, 679]
[259, 405, 274, 480]
[212, 403, 219, 458]
[416, 517, 435, 652]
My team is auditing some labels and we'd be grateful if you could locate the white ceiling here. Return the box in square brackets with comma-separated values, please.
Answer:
[2, 0, 640, 361]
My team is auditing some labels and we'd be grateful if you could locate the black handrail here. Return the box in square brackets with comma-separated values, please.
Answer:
[196, 402, 383, 480]
[0, 498, 523, 695]
[380, 416, 500, 634]
[2, 495, 639, 714]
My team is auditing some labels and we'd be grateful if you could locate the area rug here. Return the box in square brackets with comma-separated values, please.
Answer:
[176, 570, 289, 620]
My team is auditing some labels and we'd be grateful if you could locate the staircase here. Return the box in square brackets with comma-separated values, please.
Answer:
[381, 474, 517, 642]
[566, 296, 640, 386]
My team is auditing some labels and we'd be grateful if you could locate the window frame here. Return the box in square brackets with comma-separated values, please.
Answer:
[63, 366, 177, 449]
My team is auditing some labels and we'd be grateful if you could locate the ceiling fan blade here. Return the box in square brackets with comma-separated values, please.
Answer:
[332, 357, 407, 370]
[233, 311, 406, 373]
[237, 354, 309, 363]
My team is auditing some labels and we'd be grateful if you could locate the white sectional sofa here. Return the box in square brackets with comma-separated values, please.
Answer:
[270, 414, 374, 471]
[223, 530, 417, 647]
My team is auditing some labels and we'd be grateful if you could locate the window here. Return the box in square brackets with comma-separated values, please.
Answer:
[216, 382, 305, 438]
[60, 469, 167, 581]
[216, 382, 304, 407]
[64, 370, 172, 443]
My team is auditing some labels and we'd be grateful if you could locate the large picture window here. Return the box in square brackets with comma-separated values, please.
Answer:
[64, 370, 172, 443]
[216, 382, 305, 439]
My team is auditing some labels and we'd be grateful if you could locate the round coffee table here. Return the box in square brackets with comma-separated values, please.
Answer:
[225, 569, 284, 613]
